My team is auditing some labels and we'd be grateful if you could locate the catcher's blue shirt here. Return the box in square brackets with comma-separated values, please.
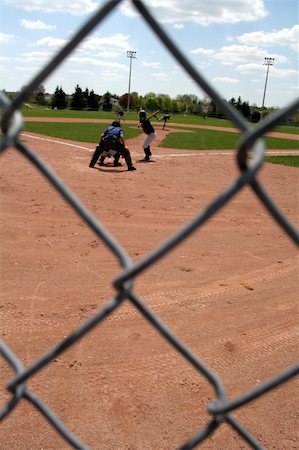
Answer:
[103, 126, 124, 141]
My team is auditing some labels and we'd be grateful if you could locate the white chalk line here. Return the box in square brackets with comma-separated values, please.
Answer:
[21, 133, 299, 159]
[22, 133, 91, 151]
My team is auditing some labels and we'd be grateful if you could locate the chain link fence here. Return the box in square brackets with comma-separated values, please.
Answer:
[1, 1, 298, 449]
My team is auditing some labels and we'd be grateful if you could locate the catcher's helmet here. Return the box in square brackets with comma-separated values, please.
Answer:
[111, 120, 120, 127]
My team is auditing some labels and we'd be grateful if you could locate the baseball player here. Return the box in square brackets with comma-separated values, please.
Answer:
[89, 120, 136, 171]
[158, 113, 170, 130]
[138, 109, 159, 161]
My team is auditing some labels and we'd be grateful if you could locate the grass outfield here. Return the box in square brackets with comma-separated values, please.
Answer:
[21, 107, 236, 127]
[23, 122, 142, 142]
[23, 121, 299, 152]
[266, 155, 299, 167]
[20, 107, 299, 135]
[160, 128, 299, 150]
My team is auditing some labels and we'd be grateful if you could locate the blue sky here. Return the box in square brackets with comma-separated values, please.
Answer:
[0, 0, 298, 108]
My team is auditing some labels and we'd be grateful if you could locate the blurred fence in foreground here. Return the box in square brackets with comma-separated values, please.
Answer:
[1, 1, 298, 449]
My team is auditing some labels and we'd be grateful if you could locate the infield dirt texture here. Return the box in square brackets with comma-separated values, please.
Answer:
[1, 119, 298, 449]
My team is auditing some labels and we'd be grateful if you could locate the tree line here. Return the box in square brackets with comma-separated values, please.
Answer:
[51, 85, 260, 118]
[4, 83, 291, 123]
[49, 84, 262, 122]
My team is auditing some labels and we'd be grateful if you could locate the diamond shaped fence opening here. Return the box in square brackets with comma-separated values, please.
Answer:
[0, 1, 298, 449]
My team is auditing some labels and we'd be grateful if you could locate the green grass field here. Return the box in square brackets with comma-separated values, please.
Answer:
[20, 106, 299, 135]
[24, 121, 298, 153]
[24, 122, 142, 142]
[266, 155, 299, 167]
[17, 107, 298, 167]
[160, 128, 298, 150]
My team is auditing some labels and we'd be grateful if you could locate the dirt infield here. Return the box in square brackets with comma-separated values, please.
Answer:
[1, 125, 298, 449]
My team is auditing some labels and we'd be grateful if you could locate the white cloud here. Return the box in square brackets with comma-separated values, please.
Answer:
[77, 34, 132, 56]
[0, 32, 14, 43]
[120, 0, 268, 25]
[212, 45, 273, 65]
[237, 25, 299, 52]
[236, 63, 298, 79]
[32, 33, 132, 58]
[2, 0, 98, 15]
[19, 19, 56, 30]
[142, 61, 161, 69]
[66, 67, 123, 82]
[150, 72, 169, 81]
[66, 56, 126, 70]
[15, 51, 50, 63]
[35, 36, 67, 48]
[190, 48, 215, 56]
[191, 41, 291, 73]
[213, 76, 239, 84]
[15, 65, 41, 72]
[173, 24, 184, 30]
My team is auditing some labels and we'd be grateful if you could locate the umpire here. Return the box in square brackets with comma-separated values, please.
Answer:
[89, 121, 136, 171]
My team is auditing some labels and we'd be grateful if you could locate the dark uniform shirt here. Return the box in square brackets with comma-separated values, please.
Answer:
[141, 119, 154, 135]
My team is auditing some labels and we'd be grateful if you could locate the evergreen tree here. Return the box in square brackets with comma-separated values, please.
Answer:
[87, 89, 99, 110]
[229, 97, 237, 108]
[236, 96, 242, 111]
[83, 88, 89, 107]
[70, 84, 86, 110]
[230, 97, 251, 119]
[51, 86, 67, 109]
[241, 101, 251, 118]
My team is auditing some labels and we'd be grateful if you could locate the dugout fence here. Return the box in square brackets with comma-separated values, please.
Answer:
[1, 1, 298, 449]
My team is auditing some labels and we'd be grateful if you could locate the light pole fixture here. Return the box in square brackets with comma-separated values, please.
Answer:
[261, 57, 274, 119]
[126, 50, 136, 112]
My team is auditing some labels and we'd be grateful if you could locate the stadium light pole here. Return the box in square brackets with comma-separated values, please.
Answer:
[126, 51, 136, 112]
[260, 57, 274, 120]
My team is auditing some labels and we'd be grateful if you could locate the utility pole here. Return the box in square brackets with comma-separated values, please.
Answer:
[261, 57, 274, 120]
[126, 51, 136, 112]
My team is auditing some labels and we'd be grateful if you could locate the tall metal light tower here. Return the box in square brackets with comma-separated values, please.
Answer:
[126, 51, 136, 112]
[261, 57, 274, 119]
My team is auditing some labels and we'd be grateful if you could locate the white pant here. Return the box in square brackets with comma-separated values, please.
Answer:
[143, 132, 156, 148]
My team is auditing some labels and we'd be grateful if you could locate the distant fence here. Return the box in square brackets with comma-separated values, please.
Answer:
[1, 1, 298, 449]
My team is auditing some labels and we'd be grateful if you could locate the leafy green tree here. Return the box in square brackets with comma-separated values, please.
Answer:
[51, 86, 67, 109]
[159, 94, 172, 112]
[129, 92, 138, 110]
[118, 94, 127, 110]
[171, 99, 180, 113]
[118, 92, 138, 111]
[145, 96, 160, 111]
[144, 92, 156, 99]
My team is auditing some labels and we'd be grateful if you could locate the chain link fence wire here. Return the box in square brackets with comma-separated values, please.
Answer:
[1, 0, 298, 448]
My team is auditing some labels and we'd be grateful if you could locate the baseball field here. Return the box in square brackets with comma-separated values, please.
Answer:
[1, 115, 298, 449]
